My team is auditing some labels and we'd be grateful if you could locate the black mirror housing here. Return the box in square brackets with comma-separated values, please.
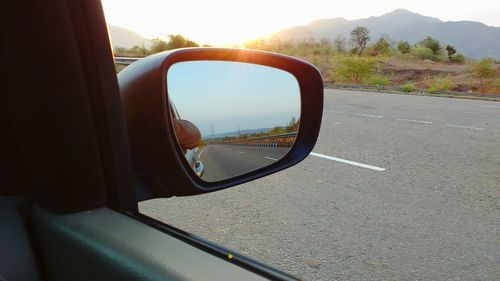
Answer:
[118, 48, 323, 200]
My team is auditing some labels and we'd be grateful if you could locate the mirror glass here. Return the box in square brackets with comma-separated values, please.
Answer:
[167, 60, 300, 182]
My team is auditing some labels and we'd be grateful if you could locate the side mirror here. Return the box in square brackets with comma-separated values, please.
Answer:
[118, 48, 323, 199]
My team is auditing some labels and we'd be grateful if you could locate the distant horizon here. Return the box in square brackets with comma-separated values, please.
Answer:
[109, 9, 500, 43]
[309, 9, 500, 28]
[202, 125, 287, 139]
[167, 61, 301, 137]
[107, 9, 500, 47]
[102, 1, 500, 46]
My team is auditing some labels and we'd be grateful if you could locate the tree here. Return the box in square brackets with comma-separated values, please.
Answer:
[113, 47, 127, 56]
[397, 41, 411, 54]
[350, 26, 370, 56]
[269, 126, 286, 135]
[129, 44, 149, 56]
[167, 34, 199, 49]
[418, 36, 441, 55]
[286, 117, 300, 132]
[149, 35, 199, 54]
[445, 45, 456, 60]
[333, 35, 347, 53]
[149, 38, 169, 54]
[185, 40, 198, 47]
[372, 37, 391, 55]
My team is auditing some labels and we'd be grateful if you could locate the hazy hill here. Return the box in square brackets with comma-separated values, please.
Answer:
[108, 25, 150, 48]
[204, 128, 272, 139]
[274, 9, 500, 59]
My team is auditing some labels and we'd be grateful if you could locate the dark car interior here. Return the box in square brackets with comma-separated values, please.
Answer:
[1, 1, 322, 281]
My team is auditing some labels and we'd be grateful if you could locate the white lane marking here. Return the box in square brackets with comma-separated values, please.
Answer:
[480, 105, 500, 109]
[310, 152, 386, 172]
[353, 113, 383, 118]
[198, 147, 207, 158]
[238, 151, 245, 154]
[323, 110, 344, 114]
[264, 157, 278, 161]
[397, 118, 433, 124]
[446, 124, 484, 131]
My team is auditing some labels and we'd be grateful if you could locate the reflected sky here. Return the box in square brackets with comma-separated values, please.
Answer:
[167, 61, 300, 137]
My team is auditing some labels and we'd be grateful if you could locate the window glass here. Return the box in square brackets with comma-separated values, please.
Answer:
[103, 1, 500, 280]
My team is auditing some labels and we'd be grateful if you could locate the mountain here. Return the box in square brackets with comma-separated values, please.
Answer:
[107, 25, 150, 49]
[274, 9, 500, 59]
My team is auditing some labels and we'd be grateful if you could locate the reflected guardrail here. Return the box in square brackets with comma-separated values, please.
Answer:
[114, 57, 141, 65]
[218, 132, 297, 148]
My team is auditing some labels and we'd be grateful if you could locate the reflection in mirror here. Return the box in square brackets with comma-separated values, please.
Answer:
[167, 61, 300, 182]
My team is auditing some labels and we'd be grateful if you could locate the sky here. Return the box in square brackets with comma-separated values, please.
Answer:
[167, 61, 300, 137]
[101, 0, 500, 46]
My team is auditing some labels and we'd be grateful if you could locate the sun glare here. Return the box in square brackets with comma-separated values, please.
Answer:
[101, 0, 500, 46]
[101, 0, 315, 45]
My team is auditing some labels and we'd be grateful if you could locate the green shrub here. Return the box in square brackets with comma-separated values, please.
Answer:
[418, 36, 442, 55]
[428, 77, 454, 93]
[367, 75, 390, 86]
[471, 58, 496, 83]
[400, 83, 414, 92]
[335, 57, 376, 83]
[411, 47, 435, 60]
[372, 37, 391, 55]
[243, 38, 269, 50]
[312, 48, 322, 55]
[327, 71, 342, 83]
[487, 78, 500, 88]
[321, 46, 333, 56]
[350, 47, 360, 56]
[428, 86, 438, 94]
[397, 41, 411, 54]
[440, 79, 453, 90]
[297, 47, 308, 57]
[450, 53, 465, 63]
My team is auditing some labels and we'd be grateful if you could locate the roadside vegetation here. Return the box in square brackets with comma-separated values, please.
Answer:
[113, 34, 202, 57]
[243, 28, 500, 96]
[114, 34, 205, 73]
[114, 30, 500, 96]
[200, 117, 299, 147]
[214, 117, 299, 143]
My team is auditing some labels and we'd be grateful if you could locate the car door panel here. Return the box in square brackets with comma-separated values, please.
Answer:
[31, 206, 269, 281]
[0, 197, 41, 281]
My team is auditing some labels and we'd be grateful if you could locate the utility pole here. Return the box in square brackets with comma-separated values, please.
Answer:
[211, 125, 215, 144]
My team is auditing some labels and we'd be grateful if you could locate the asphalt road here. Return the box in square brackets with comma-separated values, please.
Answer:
[140, 89, 500, 281]
[200, 144, 290, 182]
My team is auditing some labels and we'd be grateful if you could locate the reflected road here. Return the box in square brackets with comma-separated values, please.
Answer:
[200, 144, 290, 182]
